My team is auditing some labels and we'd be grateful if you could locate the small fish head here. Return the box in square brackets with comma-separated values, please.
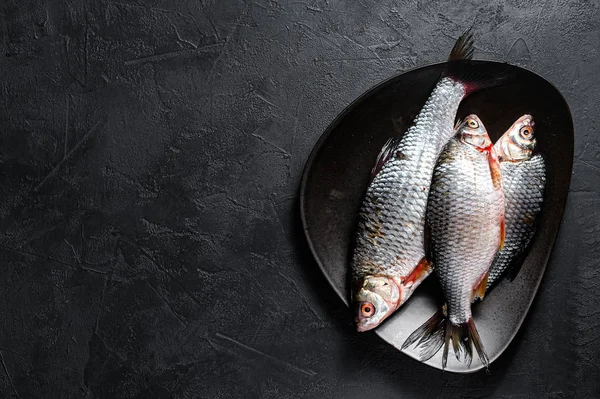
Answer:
[354, 276, 401, 332]
[494, 114, 536, 162]
[457, 114, 492, 149]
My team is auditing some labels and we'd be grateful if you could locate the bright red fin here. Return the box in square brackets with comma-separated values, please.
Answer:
[499, 215, 506, 251]
[403, 257, 433, 287]
[487, 145, 503, 190]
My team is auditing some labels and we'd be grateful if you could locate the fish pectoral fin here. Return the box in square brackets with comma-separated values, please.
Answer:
[402, 257, 433, 288]
[499, 216, 506, 251]
[472, 271, 489, 301]
[485, 144, 504, 190]
[424, 222, 432, 261]
[491, 149, 506, 251]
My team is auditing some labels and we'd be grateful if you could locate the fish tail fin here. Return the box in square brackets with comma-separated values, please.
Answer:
[401, 307, 446, 362]
[444, 60, 513, 95]
[403, 307, 490, 369]
[442, 318, 490, 369]
[444, 28, 513, 95]
[443, 60, 513, 95]
[468, 318, 490, 368]
[448, 28, 474, 61]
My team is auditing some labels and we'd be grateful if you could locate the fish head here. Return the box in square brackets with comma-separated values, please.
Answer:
[494, 114, 536, 162]
[457, 114, 492, 149]
[354, 275, 401, 332]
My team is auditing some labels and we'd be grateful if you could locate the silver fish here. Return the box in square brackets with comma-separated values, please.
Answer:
[487, 114, 546, 290]
[402, 115, 504, 368]
[351, 30, 508, 332]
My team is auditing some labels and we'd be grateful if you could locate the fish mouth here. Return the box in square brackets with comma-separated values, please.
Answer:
[354, 311, 393, 333]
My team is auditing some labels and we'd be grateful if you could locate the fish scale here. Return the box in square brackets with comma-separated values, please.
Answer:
[487, 154, 546, 289]
[352, 77, 466, 281]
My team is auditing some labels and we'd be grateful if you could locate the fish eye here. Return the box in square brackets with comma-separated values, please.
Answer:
[361, 303, 375, 317]
[520, 126, 533, 138]
[467, 119, 479, 129]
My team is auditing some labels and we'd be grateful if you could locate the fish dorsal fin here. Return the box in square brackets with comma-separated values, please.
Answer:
[453, 118, 463, 131]
[473, 271, 489, 301]
[370, 137, 401, 182]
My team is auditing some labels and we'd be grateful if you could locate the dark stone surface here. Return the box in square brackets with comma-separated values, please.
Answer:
[0, 0, 596, 397]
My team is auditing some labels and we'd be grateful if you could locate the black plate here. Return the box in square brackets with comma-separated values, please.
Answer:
[300, 61, 573, 373]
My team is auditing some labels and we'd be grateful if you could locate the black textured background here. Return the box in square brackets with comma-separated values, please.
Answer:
[0, 1, 596, 398]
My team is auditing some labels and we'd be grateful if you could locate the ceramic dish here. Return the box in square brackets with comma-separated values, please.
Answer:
[300, 61, 573, 373]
